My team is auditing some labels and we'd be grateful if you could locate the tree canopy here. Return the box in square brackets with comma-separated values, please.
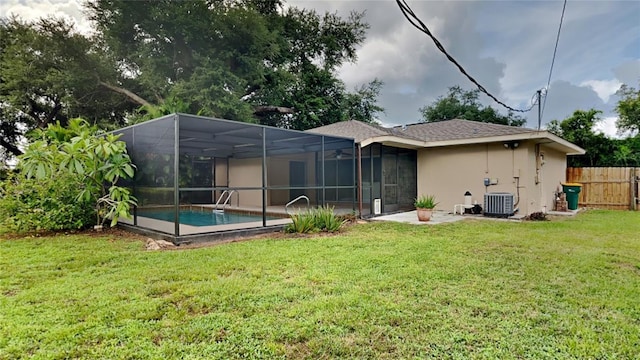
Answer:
[420, 86, 526, 126]
[547, 109, 640, 167]
[0, 0, 384, 163]
[615, 83, 640, 135]
[0, 17, 135, 161]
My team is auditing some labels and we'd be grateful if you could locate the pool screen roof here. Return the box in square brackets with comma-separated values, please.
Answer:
[124, 113, 352, 159]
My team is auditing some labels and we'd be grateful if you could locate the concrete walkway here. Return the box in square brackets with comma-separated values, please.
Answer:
[370, 210, 467, 225]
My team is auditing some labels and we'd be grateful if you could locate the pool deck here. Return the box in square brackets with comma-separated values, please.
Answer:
[119, 214, 292, 236]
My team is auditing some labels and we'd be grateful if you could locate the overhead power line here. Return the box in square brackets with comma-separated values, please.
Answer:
[541, 0, 568, 122]
[395, 0, 536, 113]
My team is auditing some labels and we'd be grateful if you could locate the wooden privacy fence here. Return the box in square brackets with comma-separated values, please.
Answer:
[566, 167, 639, 210]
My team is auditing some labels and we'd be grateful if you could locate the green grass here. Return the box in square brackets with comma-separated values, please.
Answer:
[1, 210, 639, 359]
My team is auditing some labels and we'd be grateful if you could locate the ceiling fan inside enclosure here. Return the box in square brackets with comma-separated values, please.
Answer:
[326, 149, 353, 159]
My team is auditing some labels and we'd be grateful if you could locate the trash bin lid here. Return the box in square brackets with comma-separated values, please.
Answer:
[562, 183, 582, 187]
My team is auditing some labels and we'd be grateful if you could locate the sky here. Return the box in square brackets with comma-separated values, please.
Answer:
[1, 0, 639, 137]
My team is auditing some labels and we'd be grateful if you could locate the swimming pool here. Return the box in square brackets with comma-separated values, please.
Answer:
[137, 209, 279, 227]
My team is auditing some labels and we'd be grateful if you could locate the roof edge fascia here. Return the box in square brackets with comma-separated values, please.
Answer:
[360, 135, 425, 148]
[422, 131, 586, 155]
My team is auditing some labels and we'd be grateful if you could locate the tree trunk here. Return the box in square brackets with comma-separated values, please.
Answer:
[253, 106, 295, 115]
[0, 137, 23, 156]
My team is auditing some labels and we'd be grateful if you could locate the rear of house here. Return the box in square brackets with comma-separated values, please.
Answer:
[309, 119, 585, 217]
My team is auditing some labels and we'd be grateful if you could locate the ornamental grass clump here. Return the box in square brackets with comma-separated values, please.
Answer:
[285, 205, 347, 233]
[414, 194, 438, 209]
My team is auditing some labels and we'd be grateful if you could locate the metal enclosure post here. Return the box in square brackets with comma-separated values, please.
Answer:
[262, 127, 267, 227]
[132, 126, 137, 226]
[321, 137, 325, 206]
[174, 114, 180, 236]
[352, 141, 356, 213]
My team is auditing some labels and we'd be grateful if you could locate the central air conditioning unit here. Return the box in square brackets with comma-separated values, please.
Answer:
[484, 192, 514, 217]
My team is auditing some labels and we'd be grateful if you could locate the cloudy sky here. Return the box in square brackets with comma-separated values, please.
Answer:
[2, 0, 639, 136]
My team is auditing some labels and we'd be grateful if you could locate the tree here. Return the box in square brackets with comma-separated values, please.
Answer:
[85, 0, 380, 129]
[0, 1, 384, 165]
[546, 109, 617, 167]
[615, 83, 640, 135]
[420, 86, 526, 126]
[343, 79, 385, 124]
[0, 17, 137, 160]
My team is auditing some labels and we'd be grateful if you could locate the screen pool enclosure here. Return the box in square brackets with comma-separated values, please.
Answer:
[113, 113, 356, 244]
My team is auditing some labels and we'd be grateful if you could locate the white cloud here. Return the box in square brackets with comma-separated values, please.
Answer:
[594, 116, 620, 138]
[580, 79, 622, 103]
[0, 0, 92, 34]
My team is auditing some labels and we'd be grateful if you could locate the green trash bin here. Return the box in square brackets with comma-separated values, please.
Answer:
[562, 183, 582, 210]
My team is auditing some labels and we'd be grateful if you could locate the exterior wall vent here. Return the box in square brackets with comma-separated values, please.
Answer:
[484, 193, 514, 217]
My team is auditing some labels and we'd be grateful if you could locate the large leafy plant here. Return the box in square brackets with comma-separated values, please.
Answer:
[18, 119, 137, 228]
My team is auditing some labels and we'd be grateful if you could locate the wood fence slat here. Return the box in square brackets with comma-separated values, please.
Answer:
[567, 167, 637, 210]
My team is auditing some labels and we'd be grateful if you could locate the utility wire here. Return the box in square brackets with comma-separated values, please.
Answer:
[395, 0, 536, 113]
[541, 0, 568, 121]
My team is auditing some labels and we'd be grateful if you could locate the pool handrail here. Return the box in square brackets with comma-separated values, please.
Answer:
[213, 190, 236, 211]
[285, 195, 310, 215]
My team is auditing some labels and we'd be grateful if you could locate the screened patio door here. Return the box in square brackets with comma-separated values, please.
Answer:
[383, 148, 398, 212]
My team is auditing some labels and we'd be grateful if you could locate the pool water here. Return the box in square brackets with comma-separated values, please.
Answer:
[137, 209, 278, 227]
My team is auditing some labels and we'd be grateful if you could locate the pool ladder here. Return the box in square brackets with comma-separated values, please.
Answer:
[285, 195, 310, 215]
[213, 190, 235, 212]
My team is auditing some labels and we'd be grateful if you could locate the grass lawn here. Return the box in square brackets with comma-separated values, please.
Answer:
[1, 210, 639, 359]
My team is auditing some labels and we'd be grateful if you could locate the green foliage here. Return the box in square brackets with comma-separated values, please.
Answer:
[420, 86, 526, 126]
[343, 79, 385, 124]
[414, 194, 438, 209]
[83, 0, 379, 129]
[17, 119, 137, 228]
[1, 211, 639, 358]
[548, 109, 640, 167]
[285, 212, 318, 234]
[0, 1, 383, 164]
[0, 17, 135, 161]
[0, 173, 95, 233]
[285, 206, 347, 233]
[616, 83, 640, 134]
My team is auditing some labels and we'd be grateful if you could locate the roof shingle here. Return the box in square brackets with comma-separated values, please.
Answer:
[308, 119, 537, 144]
[396, 119, 537, 142]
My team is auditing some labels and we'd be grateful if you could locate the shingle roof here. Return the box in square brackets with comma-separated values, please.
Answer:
[308, 119, 537, 144]
[306, 120, 393, 143]
[307, 119, 584, 155]
[396, 119, 537, 142]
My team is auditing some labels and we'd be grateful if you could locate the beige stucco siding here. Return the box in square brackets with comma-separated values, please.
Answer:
[416, 141, 568, 215]
[267, 153, 317, 205]
[538, 145, 567, 212]
[228, 158, 263, 207]
[227, 154, 319, 208]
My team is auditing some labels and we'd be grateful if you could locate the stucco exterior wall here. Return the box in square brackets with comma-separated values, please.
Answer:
[228, 157, 263, 207]
[539, 145, 568, 211]
[267, 153, 318, 205]
[416, 141, 567, 216]
[227, 154, 319, 208]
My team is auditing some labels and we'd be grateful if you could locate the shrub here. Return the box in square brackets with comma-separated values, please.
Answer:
[0, 173, 95, 233]
[285, 206, 347, 234]
[18, 119, 137, 229]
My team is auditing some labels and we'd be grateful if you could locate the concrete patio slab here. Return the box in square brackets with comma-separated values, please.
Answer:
[370, 210, 467, 225]
[370, 208, 582, 225]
